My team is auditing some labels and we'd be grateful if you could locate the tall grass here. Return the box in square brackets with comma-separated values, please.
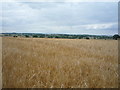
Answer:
[2, 37, 118, 88]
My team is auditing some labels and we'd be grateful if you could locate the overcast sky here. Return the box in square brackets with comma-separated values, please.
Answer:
[1, 1, 118, 35]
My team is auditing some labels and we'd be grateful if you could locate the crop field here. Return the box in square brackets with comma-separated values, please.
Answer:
[2, 37, 118, 88]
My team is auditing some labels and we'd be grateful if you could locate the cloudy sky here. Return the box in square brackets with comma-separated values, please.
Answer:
[1, 1, 118, 35]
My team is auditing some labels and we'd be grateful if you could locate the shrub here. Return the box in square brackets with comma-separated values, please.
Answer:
[86, 37, 90, 39]
[113, 34, 120, 40]
[13, 35, 17, 37]
[33, 35, 38, 38]
[25, 35, 29, 38]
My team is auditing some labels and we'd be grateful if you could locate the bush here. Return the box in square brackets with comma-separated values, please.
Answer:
[33, 35, 38, 38]
[55, 36, 59, 38]
[13, 35, 17, 37]
[25, 35, 29, 38]
[113, 34, 120, 40]
[86, 37, 90, 39]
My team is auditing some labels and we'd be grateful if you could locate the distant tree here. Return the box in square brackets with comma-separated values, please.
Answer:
[25, 35, 29, 38]
[55, 36, 59, 38]
[48, 36, 53, 38]
[5, 34, 8, 36]
[39, 35, 44, 38]
[113, 34, 120, 40]
[78, 37, 82, 39]
[86, 37, 90, 39]
[33, 35, 38, 38]
[13, 35, 17, 37]
[94, 37, 96, 39]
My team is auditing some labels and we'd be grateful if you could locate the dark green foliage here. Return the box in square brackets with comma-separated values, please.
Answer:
[113, 34, 120, 40]
[86, 37, 90, 39]
[39, 35, 45, 38]
[25, 35, 29, 38]
[13, 35, 17, 37]
[55, 36, 59, 38]
[2, 33, 114, 40]
[47, 36, 54, 38]
[33, 35, 38, 38]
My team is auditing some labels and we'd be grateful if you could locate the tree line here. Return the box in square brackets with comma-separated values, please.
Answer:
[1, 33, 120, 40]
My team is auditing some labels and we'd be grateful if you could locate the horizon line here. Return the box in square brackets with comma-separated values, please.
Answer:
[1, 32, 117, 36]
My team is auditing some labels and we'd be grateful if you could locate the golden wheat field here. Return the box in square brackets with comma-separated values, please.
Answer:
[2, 37, 118, 88]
